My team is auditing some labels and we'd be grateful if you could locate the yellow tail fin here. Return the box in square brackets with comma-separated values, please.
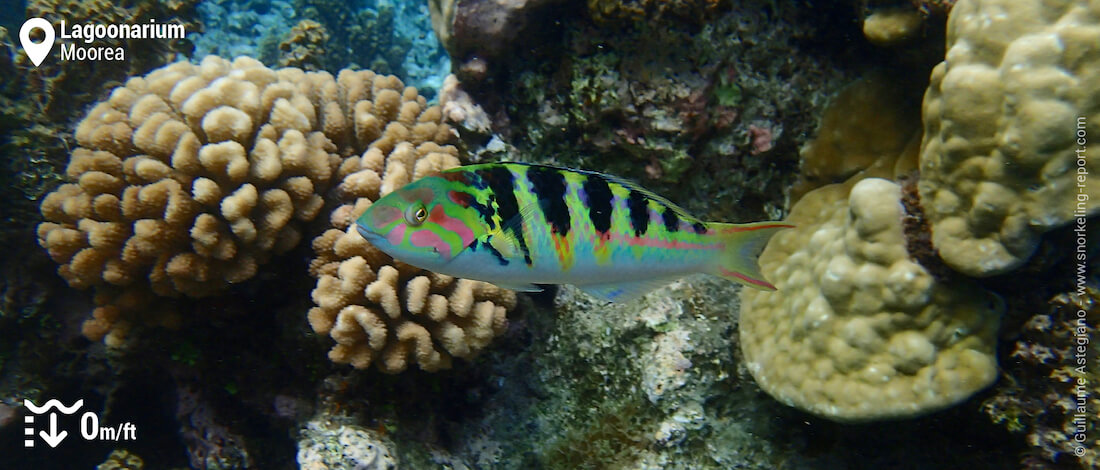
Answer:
[709, 222, 793, 291]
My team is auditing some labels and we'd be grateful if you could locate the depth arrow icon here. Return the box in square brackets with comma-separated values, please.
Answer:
[39, 413, 67, 447]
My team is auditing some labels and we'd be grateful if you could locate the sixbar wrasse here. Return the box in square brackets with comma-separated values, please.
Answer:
[356, 163, 791, 302]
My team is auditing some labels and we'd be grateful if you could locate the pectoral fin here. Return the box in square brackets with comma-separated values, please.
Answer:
[487, 231, 522, 259]
[486, 202, 541, 260]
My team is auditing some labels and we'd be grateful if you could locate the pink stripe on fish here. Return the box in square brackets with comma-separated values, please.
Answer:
[448, 190, 473, 207]
[386, 223, 406, 246]
[608, 232, 722, 251]
[428, 204, 476, 248]
[719, 223, 796, 233]
[719, 268, 776, 289]
[409, 229, 452, 259]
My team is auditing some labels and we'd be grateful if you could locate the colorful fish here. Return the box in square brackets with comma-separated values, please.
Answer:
[356, 163, 792, 303]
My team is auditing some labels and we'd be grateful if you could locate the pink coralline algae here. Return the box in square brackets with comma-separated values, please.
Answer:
[748, 125, 774, 155]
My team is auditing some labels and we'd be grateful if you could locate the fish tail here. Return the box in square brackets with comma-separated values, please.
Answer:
[708, 222, 793, 291]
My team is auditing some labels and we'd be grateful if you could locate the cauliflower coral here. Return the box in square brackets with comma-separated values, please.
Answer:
[307, 127, 517, 373]
[36, 56, 459, 346]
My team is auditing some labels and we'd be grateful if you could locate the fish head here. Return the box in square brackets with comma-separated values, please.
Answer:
[355, 174, 485, 269]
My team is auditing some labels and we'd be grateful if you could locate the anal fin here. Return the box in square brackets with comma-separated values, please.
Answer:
[492, 282, 544, 293]
[577, 278, 672, 303]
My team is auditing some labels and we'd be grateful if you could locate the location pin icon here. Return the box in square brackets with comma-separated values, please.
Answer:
[19, 18, 54, 67]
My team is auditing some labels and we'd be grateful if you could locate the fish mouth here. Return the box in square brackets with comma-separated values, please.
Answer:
[354, 222, 451, 265]
[356, 224, 385, 245]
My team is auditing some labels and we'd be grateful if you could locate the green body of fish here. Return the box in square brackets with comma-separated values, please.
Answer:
[355, 163, 791, 302]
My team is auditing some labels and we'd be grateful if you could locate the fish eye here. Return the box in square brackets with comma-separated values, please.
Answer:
[405, 203, 428, 226]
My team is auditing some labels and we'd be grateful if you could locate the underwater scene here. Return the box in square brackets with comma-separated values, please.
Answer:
[0, 0, 1098, 468]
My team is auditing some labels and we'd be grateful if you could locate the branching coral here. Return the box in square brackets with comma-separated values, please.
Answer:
[741, 178, 1003, 422]
[294, 0, 412, 76]
[307, 140, 517, 373]
[3, 1, 198, 293]
[278, 20, 330, 71]
[36, 56, 452, 345]
[918, 0, 1100, 277]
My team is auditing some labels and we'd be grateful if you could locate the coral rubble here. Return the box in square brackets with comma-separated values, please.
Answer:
[297, 417, 398, 470]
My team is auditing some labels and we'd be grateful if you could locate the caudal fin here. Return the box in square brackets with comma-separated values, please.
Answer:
[709, 222, 793, 291]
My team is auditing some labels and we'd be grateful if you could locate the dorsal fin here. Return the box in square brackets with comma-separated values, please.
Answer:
[594, 172, 700, 224]
[492, 162, 704, 225]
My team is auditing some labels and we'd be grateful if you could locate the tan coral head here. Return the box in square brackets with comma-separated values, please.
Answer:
[741, 178, 1003, 422]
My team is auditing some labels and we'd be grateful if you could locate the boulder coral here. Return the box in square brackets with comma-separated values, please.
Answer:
[36, 56, 453, 346]
[918, 0, 1100, 277]
[740, 178, 1002, 422]
[791, 73, 923, 201]
[745, 0, 1100, 423]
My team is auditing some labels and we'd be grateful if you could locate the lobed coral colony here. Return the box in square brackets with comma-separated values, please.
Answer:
[741, 178, 1003, 421]
[918, 0, 1100, 277]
